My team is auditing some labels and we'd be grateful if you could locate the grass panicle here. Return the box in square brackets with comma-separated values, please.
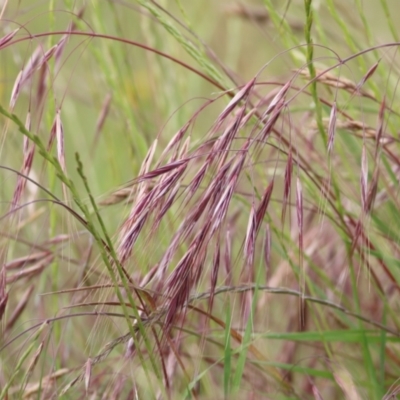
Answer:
[1, 1, 400, 399]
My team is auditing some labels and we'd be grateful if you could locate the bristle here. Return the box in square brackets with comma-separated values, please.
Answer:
[282, 150, 293, 225]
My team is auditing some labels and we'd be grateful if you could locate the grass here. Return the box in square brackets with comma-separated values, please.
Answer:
[1, 0, 400, 399]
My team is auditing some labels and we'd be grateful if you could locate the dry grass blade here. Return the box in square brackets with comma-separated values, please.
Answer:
[152, 159, 188, 202]
[205, 77, 255, 140]
[244, 205, 256, 271]
[5, 285, 34, 331]
[259, 97, 285, 142]
[48, 112, 57, 151]
[99, 187, 135, 206]
[161, 351, 175, 398]
[333, 367, 361, 400]
[296, 177, 304, 327]
[154, 184, 179, 227]
[245, 180, 274, 276]
[256, 181, 274, 231]
[186, 162, 209, 197]
[383, 383, 400, 400]
[46, 234, 70, 245]
[118, 213, 148, 266]
[110, 377, 128, 399]
[36, 63, 48, 107]
[54, 9, 85, 69]
[85, 359, 92, 393]
[54, 36, 68, 67]
[210, 166, 240, 235]
[263, 80, 291, 118]
[55, 109, 65, 172]
[60, 375, 81, 397]
[136, 159, 188, 183]
[225, 226, 232, 285]
[157, 121, 192, 168]
[11, 114, 35, 211]
[312, 384, 324, 400]
[6, 254, 53, 284]
[218, 78, 255, 123]
[9, 70, 22, 109]
[124, 336, 136, 359]
[39, 44, 58, 67]
[296, 178, 303, 249]
[264, 224, 271, 278]
[10, 43, 60, 109]
[223, 3, 270, 23]
[214, 105, 246, 168]
[241, 287, 252, 325]
[360, 144, 368, 211]
[23, 112, 31, 148]
[0, 28, 18, 50]
[16, 369, 71, 398]
[209, 236, 220, 313]
[10, 47, 40, 108]
[299, 69, 357, 92]
[282, 150, 293, 225]
[93, 93, 112, 150]
[365, 167, 379, 214]
[239, 107, 256, 128]
[26, 341, 44, 377]
[0, 266, 8, 323]
[314, 119, 377, 139]
[139, 139, 158, 185]
[356, 60, 380, 91]
[328, 102, 337, 153]
[375, 97, 385, 158]
[164, 230, 207, 328]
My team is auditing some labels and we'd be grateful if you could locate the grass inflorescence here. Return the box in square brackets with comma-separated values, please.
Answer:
[1, 1, 400, 399]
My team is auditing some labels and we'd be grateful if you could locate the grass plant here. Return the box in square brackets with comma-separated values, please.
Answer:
[1, 1, 400, 399]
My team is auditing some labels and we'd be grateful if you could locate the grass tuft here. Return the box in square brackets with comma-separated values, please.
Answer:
[1, 1, 400, 398]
